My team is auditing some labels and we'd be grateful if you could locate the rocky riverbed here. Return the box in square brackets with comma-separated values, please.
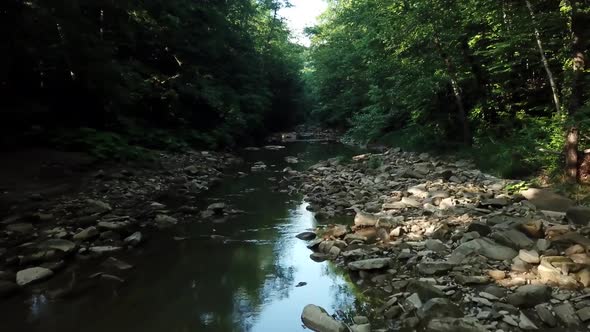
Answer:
[292, 148, 590, 332]
[0, 150, 241, 298]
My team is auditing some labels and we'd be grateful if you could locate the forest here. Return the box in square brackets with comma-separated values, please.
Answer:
[2, 0, 590, 181]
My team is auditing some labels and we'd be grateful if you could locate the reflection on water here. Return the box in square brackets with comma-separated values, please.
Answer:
[0, 143, 365, 332]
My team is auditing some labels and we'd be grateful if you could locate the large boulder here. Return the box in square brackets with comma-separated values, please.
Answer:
[566, 206, 590, 226]
[301, 304, 346, 332]
[520, 188, 573, 212]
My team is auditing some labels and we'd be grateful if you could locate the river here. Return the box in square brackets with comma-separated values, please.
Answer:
[2, 142, 368, 332]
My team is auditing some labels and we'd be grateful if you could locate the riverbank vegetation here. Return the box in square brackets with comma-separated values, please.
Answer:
[2, 0, 306, 157]
[305, 0, 590, 181]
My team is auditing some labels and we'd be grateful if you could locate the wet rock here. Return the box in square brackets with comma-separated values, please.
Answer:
[5, 223, 34, 234]
[554, 303, 581, 326]
[417, 298, 463, 320]
[16, 267, 54, 286]
[566, 206, 590, 226]
[296, 232, 317, 241]
[73, 226, 99, 241]
[519, 312, 538, 330]
[407, 280, 445, 302]
[424, 318, 486, 332]
[348, 258, 391, 271]
[124, 232, 143, 246]
[518, 249, 540, 264]
[417, 262, 454, 275]
[520, 188, 573, 212]
[301, 304, 346, 332]
[89, 246, 122, 254]
[349, 324, 370, 332]
[535, 304, 556, 327]
[102, 257, 133, 270]
[507, 285, 551, 308]
[310, 253, 328, 262]
[40, 239, 76, 253]
[450, 238, 517, 262]
[0, 280, 19, 298]
[86, 199, 112, 213]
[490, 229, 534, 249]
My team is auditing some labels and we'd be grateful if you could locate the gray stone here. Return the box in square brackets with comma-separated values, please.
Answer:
[554, 303, 581, 326]
[450, 238, 517, 262]
[424, 318, 486, 332]
[296, 232, 317, 240]
[301, 304, 346, 332]
[417, 298, 463, 320]
[507, 285, 551, 308]
[518, 249, 540, 264]
[566, 206, 590, 226]
[425, 239, 447, 253]
[6, 223, 34, 234]
[97, 221, 128, 231]
[101, 257, 133, 270]
[519, 312, 538, 330]
[417, 261, 454, 275]
[354, 211, 379, 226]
[577, 307, 590, 322]
[520, 188, 573, 212]
[16, 267, 53, 286]
[349, 324, 370, 332]
[86, 199, 112, 213]
[535, 304, 556, 327]
[207, 202, 226, 215]
[407, 293, 423, 309]
[310, 253, 328, 262]
[407, 280, 445, 302]
[490, 229, 534, 249]
[536, 239, 551, 252]
[124, 231, 143, 246]
[348, 258, 390, 271]
[466, 222, 491, 236]
[89, 246, 122, 254]
[73, 226, 99, 241]
[155, 214, 177, 225]
[40, 239, 76, 253]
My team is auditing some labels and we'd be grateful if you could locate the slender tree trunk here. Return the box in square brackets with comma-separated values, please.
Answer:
[434, 37, 472, 146]
[525, 0, 561, 114]
[566, 127, 579, 181]
[568, 0, 586, 114]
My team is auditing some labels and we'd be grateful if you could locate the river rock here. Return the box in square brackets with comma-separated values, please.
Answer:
[417, 298, 463, 320]
[450, 238, 517, 262]
[102, 257, 133, 270]
[349, 324, 370, 332]
[6, 223, 34, 234]
[407, 280, 445, 302]
[40, 239, 76, 253]
[354, 211, 378, 227]
[519, 312, 538, 330]
[566, 206, 590, 226]
[16, 267, 54, 286]
[425, 239, 447, 253]
[520, 188, 573, 212]
[506, 285, 551, 308]
[89, 246, 122, 254]
[535, 304, 556, 327]
[417, 261, 454, 275]
[424, 317, 486, 332]
[296, 232, 317, 240]
[518, 249, 540, 264]
[348, 258, 390, 271]
[554, 303, 581, 326]
[124, 231, 143, 246]
[301, 304, 346, 332]
[207, 202, 226, 215]
[490, 229, 534, 249]
[73, 226, 99, 241]
[86, 199, 112, 213]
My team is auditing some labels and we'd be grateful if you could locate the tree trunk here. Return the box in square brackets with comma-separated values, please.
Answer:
[525, 0, 561, 114]
[566, 127, 579, 181]
[568, 0, 587, 115]
[433, 37, 472, 146]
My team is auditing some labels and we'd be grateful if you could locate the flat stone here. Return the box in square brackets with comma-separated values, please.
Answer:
[97, 221, 128, 231]
[554, 303, 581, 326]
[296, 232, 316, 240]
[40, 239, 76, 253]
[417, 298, 462, 320]
[310, 253, 327, 262]
[425, 239, 447, 253]
[450, 238, 517, 262]
[349, 324, 370, 332]
[518, 249, 540, 264]
[519, 312, 538, 330]
[490, 229, 534, 250]
[536, 239, 551, 252]
[455, 275, 489, 285]
[101, 257, 133, 270]
[16, 267, 53, 286]
[503, 315, 518, 326]
[535, 304, 556, 327]
[425, 317, 486, 332]
[406, 280, 445, 302]
[301, 304, 346, 332]
[406, 293, 423, 309]
[6, 223, 34, 233]
[155, 215, 177, 225]
[89, 246, 122, 254]
[86, 199, 112, 213]
[73, 226, 99, 241]
[576, 307, 590, 322]
[417, 261, 454, 275]
[124, 231, 142, 246]
[348, 258, 390, 271]
[520, 188, 573, 212]
[507, 285, 551, 308]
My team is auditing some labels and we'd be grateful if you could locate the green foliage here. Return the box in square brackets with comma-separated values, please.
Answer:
[306, 0, 590, 179]
[367, 155, 382, 170]
[505, 181, 529, 194]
